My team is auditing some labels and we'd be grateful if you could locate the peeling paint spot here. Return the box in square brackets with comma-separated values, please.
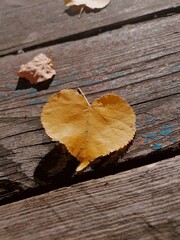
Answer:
[159, 128, 173, 136]
[159, 125, 173, 136]
[114, 71, 125, 78]
[15, 89, 24, 94]
[136, 119, 141, 126]
[176, 106, 180, 110]
[26, 99, 47, 106]
[152, 143, 163, 151]
[0, 93, 7, 97]
[170, 138, 176, 143]
[141, 124, 177, 146]
[160, 125, 172, 130]
[111, 81, 117, 88]
[15, 88, 37, 94]
[51, 74, 79, 86]
[146, 115, 157, 123]
[142, 132, 158, 140]
[170, 65, 180, 73]
[27, 88, 37, 93]
[50, 81, 60, 86]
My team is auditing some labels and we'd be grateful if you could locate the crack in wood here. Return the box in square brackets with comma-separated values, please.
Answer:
[0, 144, 179, 206]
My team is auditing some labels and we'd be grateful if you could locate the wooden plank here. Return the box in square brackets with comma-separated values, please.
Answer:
[0, 156, 180, 240]
[0, 14, 180, 117]
[0, 15, 180, 202]
[1, 0, 180, 56]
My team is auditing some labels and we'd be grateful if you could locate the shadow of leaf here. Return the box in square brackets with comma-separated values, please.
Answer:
[34, 139, 134, 186]
[34, 144, 78, 186]
[90, 140, 133, 173]
[64, 5, 101, 16]
[16, 77, 54, 92]
[0, 179, 24, 201]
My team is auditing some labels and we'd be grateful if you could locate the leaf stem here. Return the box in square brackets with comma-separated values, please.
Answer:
[77, 88, 90, 106]
[78, 5, 85, 18]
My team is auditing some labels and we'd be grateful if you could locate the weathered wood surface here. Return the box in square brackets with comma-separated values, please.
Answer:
[0, 14, 180, 203]
[0, 156, 180, 240]
[1, 0, 180, 56]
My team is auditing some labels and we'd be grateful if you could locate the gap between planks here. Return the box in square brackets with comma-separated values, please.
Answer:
[0, 143, 179, 206]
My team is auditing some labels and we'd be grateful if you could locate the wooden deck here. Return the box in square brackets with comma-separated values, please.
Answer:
[0, 1, 180, 239]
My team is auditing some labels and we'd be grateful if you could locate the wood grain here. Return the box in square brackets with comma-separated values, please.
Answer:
[0, 156, 180, 240]
[1, 0, 180, 56]
[0, 15, 179, 202]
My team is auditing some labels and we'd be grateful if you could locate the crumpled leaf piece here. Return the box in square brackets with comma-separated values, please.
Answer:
[18, 53, 56, 84]
[41, 89, 136, 171]
[64, 0, 111, 9]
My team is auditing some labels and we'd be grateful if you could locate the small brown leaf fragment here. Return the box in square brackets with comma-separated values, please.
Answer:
[41, 89, 136, 172]
[18, 53, 56, 84]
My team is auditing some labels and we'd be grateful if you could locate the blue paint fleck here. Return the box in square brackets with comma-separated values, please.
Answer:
[114, 71, 126, 78]
[15, 89, 24, 94]
[26, 99, 47, 106]
[160, 125, 171, 130]
[142, 132, 158, 140]
[51, 74, 79, 86]
[111, 81, 116, 88]
[159, 128, 173, 136]
[136, 119, 141, 126]
[146, 115, 157, 123]
[176, 106, 180, 110]
[15, 88, 37, 94]
[170, 138, 176, 143]
[177, 86, 180, 91]
[0, 93, 6, 97]
[26, 88, 37, 93]
[169, 66, 180, 73]
[78, 81, 96, 87]
[142, 124, 176, 144]
[159, 125, 173, 136]
[152, 143, 163, 151]
[50, 81, 61, 86]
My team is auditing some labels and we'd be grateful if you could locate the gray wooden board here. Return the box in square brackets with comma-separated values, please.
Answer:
[0, 15, 180, 202]
[0, 0, 180, 56]
[0, 156, 180, 240]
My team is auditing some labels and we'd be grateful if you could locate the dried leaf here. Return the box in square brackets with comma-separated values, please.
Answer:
[41, 89, 136, 171]
[18, 53, 56, 84]
[64, 0, 111, 9]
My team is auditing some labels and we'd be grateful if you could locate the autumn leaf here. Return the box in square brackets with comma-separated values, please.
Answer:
[41, 89, 136, 171]
[18, 53, 56, 84]
[64, 0, 111, 9]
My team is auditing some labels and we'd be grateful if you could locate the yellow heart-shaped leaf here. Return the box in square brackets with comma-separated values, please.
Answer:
[41, 89, 136, 171]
